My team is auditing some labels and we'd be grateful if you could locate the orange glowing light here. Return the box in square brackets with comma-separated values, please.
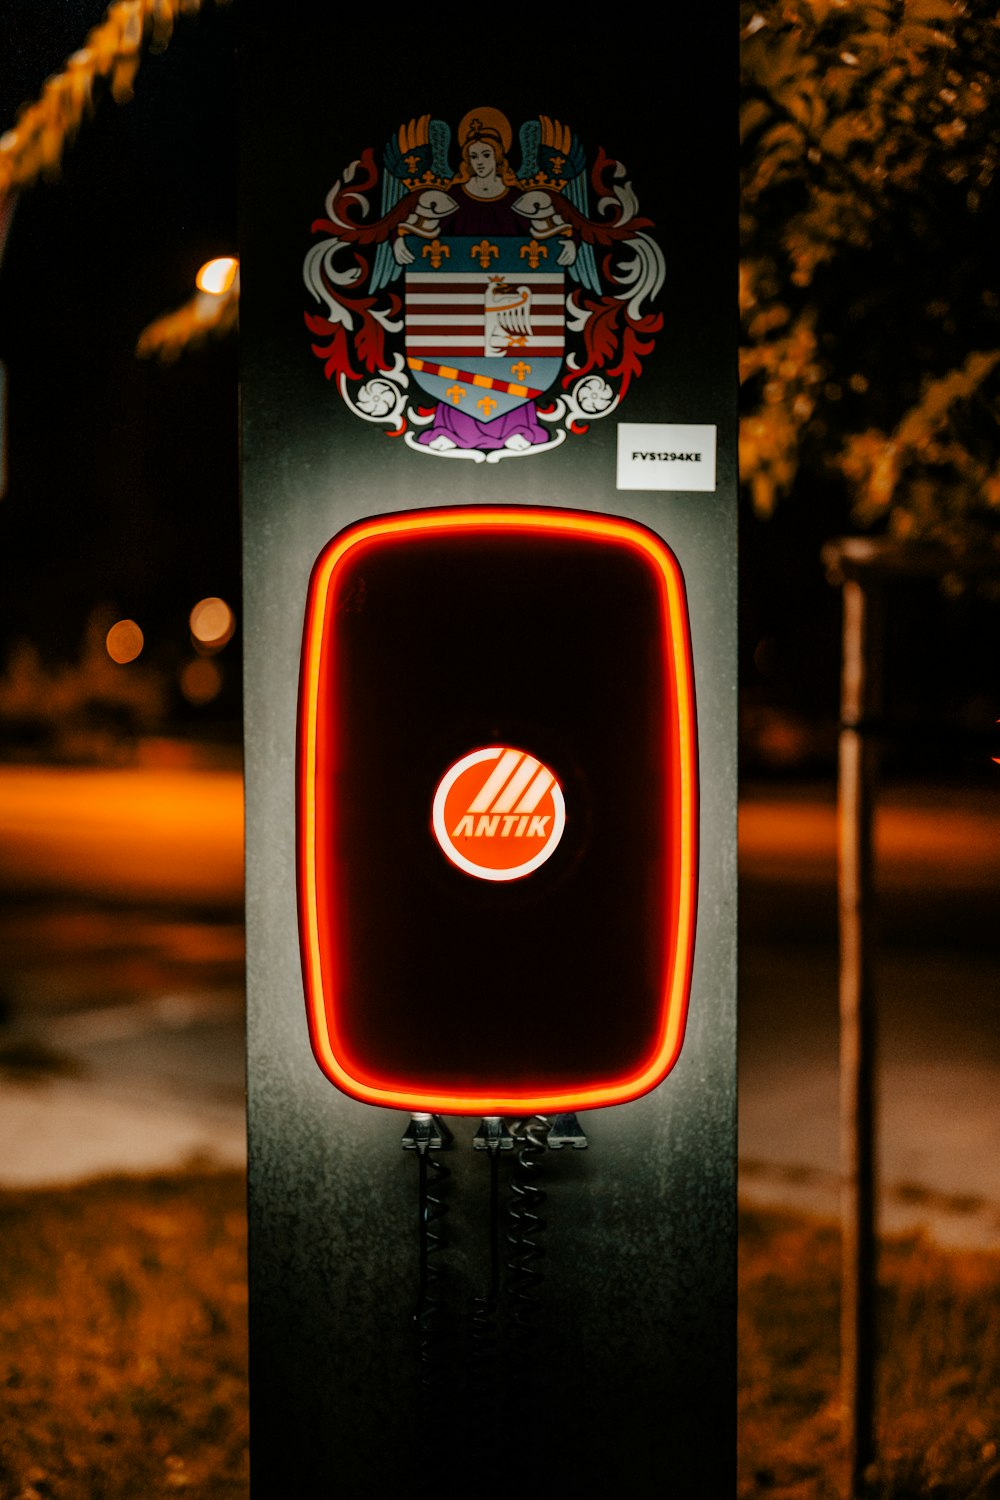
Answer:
[189, 596, 235, 652]
[298, 505, 698, 1116]
[105, 619, 144, 664]
[195, 256, 238, 295]
[180, 657, 222, 704]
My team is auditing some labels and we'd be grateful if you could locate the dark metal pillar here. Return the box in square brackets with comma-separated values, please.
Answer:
[241, 13, 738, 1491]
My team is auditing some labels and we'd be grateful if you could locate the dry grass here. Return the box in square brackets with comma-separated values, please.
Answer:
[1, 1177, 998, 1498]
[0, 1168, 247, 1500]
[739, 1207, 1000, 1499]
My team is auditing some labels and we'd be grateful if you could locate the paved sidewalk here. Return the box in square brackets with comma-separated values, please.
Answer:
[0, 1072, 246, 1186]
[0, 985, 246, 1186]
[0, 761, 246, 1187]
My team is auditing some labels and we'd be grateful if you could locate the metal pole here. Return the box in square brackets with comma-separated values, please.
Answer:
[837, 575, 882, 1498]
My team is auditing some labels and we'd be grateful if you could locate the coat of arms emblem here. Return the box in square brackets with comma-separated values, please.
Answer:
[304, 106, 665, 463]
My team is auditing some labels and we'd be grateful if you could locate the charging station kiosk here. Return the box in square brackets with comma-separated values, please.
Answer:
[242, 11, 736, 1492]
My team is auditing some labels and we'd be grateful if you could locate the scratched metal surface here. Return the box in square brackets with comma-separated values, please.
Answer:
[242, 11, 736, 1492]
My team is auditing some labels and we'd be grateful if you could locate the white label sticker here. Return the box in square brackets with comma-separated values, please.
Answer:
[616, 423, 717, 492]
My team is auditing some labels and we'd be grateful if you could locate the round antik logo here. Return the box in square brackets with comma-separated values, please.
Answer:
[432, 746, 565, 882]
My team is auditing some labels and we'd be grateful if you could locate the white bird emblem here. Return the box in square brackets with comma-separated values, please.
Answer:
[484, 276, 532, 357]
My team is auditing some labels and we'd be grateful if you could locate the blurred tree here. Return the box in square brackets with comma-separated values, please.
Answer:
[0, 0, 229, 195]
[740, 0, 1000, 569]
[0, 607, 166, 762]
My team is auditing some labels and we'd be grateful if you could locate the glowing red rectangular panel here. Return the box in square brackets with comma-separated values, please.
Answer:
[298, 506, 698, 1114]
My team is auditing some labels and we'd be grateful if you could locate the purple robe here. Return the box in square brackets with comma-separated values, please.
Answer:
[417, 400, 550, 451]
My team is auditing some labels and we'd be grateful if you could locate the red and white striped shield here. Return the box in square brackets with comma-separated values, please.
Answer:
[406, 237, 565, 421]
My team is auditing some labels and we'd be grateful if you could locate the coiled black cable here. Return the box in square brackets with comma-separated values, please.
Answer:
[504, 1115, 549, 1364]
[465, 1135, 504, 1475]
[414, 1135, 450, 1408]
[470, 1137, 502, 1382]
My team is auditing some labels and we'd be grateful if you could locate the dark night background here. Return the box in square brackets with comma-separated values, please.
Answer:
[0, 1, 241, 743]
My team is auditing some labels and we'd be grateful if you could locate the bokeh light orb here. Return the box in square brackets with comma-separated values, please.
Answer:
[189, 596, 235, 652]
[180, 657, 223, 705]
[106, 619, 144, 664]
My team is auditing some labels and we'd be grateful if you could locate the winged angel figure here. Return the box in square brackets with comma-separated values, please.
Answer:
[303, 107, 665, 462]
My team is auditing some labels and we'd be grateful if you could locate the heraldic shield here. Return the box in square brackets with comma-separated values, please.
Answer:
[303, 106, 666, 462]
[405, 238, 565, 435]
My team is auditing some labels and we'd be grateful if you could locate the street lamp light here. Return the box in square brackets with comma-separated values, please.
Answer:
[195, 257, 239, 296]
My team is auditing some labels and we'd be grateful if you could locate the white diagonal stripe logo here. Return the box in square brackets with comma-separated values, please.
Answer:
[468, 748, 525, 813]
[489, 754, 541, 813]
[513, 766, 554, 814]
[466, 750, 555, 817]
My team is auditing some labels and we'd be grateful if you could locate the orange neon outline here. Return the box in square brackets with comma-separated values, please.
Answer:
[297, 505, 698, 1114]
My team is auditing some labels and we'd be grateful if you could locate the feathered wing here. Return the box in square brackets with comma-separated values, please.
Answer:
[561, 179, 601, 295]
[371, 115, 453, 292]
[515, 118, 542, 182]
[516, 116, 601, 295]
[498, 287, 532, 338]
